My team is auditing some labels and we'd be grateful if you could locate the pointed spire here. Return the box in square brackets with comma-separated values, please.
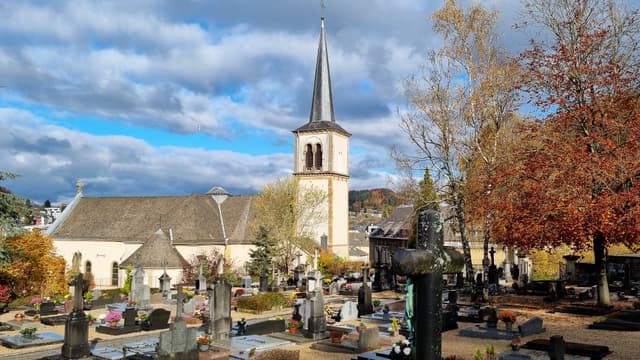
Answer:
[309, 17, 335, 123]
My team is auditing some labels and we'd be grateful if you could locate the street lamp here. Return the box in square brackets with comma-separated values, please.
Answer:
[207, 186, 230, 272]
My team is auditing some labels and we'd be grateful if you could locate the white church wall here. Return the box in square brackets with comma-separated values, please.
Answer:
[53, 240, 137, 289]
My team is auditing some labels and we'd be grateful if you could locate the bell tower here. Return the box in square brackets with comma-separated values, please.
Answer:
[293, 16, 350, 258]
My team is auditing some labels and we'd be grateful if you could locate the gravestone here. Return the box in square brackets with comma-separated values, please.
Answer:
[341, 301, 358, 321]
[131, 265, 150, 310]
[142, 308, 171, 331]
[159, 270, 171, 301]
[329, 282, 339, 295]
[488, 246, 498, 287]
[157, 284, 198, 359]
[197, 261, 207, 295]
[208, 280, 232, 341]
[304, 271, 327, 340]
[358, 266, 374, 317]
[183, 298, 196, 316]
[151, 292, 164, 304]
[518, 316, 545, 337]
[242, 275, 252, 289]
[61, 251, 91, 359]
[391, 210, 464, 360]
[96, 307, 141, 335]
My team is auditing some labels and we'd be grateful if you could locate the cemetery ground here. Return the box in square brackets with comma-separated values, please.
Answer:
[0, 290, 638, 360]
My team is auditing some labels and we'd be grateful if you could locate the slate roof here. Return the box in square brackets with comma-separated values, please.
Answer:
[120, 229, 188, 269]
[49, 194, 256, 245]
[369, 205, 414, 240]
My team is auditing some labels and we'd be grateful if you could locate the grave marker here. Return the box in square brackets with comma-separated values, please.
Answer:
[61, 251, 90, 359]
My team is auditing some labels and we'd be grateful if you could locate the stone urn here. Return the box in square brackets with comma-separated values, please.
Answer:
[199, 344, 210, 352]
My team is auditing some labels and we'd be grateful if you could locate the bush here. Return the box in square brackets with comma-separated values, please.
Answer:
[237, 292, 291, 313]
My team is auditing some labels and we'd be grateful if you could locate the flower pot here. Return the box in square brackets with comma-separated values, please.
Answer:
[329, 331, 343, 343]
[511, 344, 520, 352]
[14, 314, 24, 321]
[289, 327, 297, 334]
[199, 344, 210, 352]
[505, 321, 513, 332]
[111, 321, 118, 328]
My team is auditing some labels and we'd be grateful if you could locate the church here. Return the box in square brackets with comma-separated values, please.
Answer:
[46, 16, 351, 289]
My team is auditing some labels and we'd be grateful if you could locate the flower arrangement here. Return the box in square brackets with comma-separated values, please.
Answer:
[193, 309, 204, 319]
[85, 313, 93, 321]
[197, 335, 212, 346]
[31, 297, 42, 311]
[511, 336, 522, 351]
[104, 311, 122, 323]
[83, 291, 93, 302]
[288, 319, 303, 329]
[182, 288, 195, 301]
[390, 339, 414, 360]
[373, 299, 381, 307]
[138, 311, 149, 321]
[498, 310, 517, 323]
[20, 327, 37, 336]
[0, 285, 12, 303]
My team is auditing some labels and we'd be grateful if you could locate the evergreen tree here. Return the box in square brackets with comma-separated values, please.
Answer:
[415, 170, 439, 211]
[247, 226, 277, 276]
[0, 172, 28, 239]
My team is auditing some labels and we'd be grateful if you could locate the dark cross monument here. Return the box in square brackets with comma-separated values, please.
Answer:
[392, 210, 463, 360]
[488, 246, 498, 287]
[358, 264, 373, 317]
[61, 252, 90, 359]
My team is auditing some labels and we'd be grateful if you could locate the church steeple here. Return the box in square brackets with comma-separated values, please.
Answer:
[294, 16, 349, 136]
[309, 17, 335, 123]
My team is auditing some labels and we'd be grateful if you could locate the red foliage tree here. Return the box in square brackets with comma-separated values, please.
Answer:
[488, 0, 640, 305]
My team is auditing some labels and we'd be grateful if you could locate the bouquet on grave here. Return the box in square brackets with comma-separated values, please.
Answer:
[389, 339, 414, 360]
[197, 335, 212, 345]
[105, 310, 122, 322]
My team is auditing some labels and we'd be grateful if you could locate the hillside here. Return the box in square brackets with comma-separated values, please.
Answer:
[349, 188, 399, 212]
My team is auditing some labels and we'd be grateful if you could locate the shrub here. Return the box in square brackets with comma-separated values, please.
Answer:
[237, 292, 291, 313]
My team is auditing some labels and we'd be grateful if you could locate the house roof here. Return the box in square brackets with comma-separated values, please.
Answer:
[369, 205, 414, 240]
[49, 193, 256, 245]
[349, 230, 368, 247]
[120, 229, 188, 268]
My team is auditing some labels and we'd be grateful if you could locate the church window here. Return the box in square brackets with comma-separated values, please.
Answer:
[315, 144, 323, 170]
[111, 262, 119, 286]
[85, 261, 92, 273]
[305, 144, 314, 170]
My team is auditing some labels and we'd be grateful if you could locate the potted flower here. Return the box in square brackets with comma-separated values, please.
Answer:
[83, 291, 93, 310]
[237, 318, 247, 336]
[20, 327, 37, 338]
[485, 307, 498, 328]
[511, 336, 522, 352]
[390, 316, 400, 337]
[31, 297, 42, 313]
[287, 319, 302, 333]
[356, 321, 368, 333]
[86, 313, 94, 326]
[390, 339, 414, 359]
[197, 335, 212, 351]
[498, 310, 517, 332]
[105, 310, 122, 327]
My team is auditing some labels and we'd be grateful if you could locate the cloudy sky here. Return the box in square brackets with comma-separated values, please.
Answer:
[1, 1, 540, 204]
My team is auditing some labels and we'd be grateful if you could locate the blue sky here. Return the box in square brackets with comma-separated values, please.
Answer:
[0, 0, 567, 204]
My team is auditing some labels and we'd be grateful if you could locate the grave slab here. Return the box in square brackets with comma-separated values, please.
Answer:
[458, 324, 520, 340]
[221, 335, 292, 353]
[4, 319, 43, 330]
[0, 331, 64, 349]
[522, 339, 610, 360]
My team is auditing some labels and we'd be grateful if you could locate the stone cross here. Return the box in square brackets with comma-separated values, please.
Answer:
[312, 248, 319, 270]
[392, 209, 464, 360]
[296, 251, 303, 267]
[62, 251, 90, 359]
[175, 285, 184, 321]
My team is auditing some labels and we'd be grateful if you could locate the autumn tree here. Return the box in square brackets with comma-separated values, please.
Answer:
[1, 230, 67, 297]
[249, 176, 327, 273]
[181, 248, 233, 285]
[394, 0, 518, 282]
[489, 0, 640, 305]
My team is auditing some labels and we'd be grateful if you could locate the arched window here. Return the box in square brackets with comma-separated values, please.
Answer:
[85, 261, 92, 273]
[111, 262, 119, 286]
[305, 144, 314, 170]
[314, 144, 323, 170]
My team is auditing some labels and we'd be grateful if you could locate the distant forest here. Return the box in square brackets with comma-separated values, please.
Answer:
[348, 188, 399, 212]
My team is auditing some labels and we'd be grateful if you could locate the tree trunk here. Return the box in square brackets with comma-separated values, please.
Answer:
[593, 232, 609, 306]
[482, 216, 490, 282]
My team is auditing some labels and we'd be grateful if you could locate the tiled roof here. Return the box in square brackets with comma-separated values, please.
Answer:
[50, 194, 256, 245]
[369, 205, 414, 240]
[120, 229, 188, 268]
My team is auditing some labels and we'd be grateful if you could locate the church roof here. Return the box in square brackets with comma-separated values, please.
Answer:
[293, 17, 350, 137]
[49, 193, 256, 245]
[120, 229, 188, 269]
[369, 205, 414, 240]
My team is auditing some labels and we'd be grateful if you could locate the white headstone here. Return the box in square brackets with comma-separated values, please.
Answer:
[340, 301, 358, 321]
[183, 298, 196, 316]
